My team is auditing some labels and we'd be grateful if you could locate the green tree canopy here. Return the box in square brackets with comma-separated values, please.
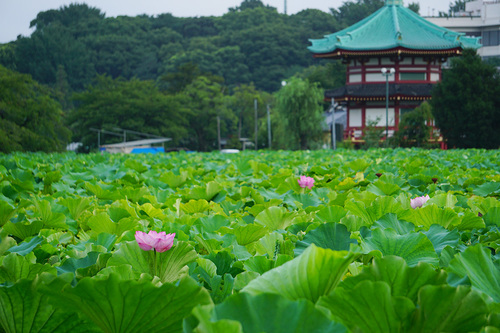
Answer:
[70, 75, 188, 151]
[179, 76, 236, 151]
[394, 101, 433, 148]
[0, 65, 71, 153]
[331, 0, 384, 28]
[431, 49, 500, 149]
[273, 77, 324, 150]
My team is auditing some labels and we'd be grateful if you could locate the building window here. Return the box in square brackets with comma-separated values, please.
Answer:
[483, 30, 500, 47]
[400, 72, 426, 81]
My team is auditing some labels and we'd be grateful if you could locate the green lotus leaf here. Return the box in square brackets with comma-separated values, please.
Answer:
[314, 205, 347, 223]
[340, 255, 447, 302]
[367, 196, 412, 222]
[85, 182, 121, 201]
[56, 251, 101, 276]
[0, 253, 56, 283]
[254, 206, 294, 231]
[242, 244, 358, 303]
[243, 256, 274, 274]
[0, 201, 16, 227]
[361, 228, 439, 267]
[2, 218, 43, 240]
[123, 158, 149, 173]
[190, 292, 347, 333]
[372, 213, 415, 235]
[107, 240, 197, 283]
[317, 280, 415, 333]
[7, 236, 44, 256]
[447, 244, 500, 302]
[344, 200, 373, 225]
[45, 274, 212, 333]
[458, 210, 486, 230]
[221, 224, 269, 246]
[366, 179, 401, 196]
[0, 236, 16, 256]
[340, 215, 370, 232]
[422, 224, 460, 255]
[33, 199, 67, 229]
[181, 199, 210, 213]
[410, 285, 489, 333]
[252, 232, 283, 257]
[234, 271, 260, 291]
[9, 169, 35, 192]
[473, 182, 500, 197]
[199, 215, 231, 233]
[87, 212, 138, 237]
[406, 204, 461, 230]
[283, 192, 322, 209]
[186, 304, 243, 333]
[159, 170, 188, 188]
[0, 277, 100, 333]
[57, 196, 93, 220]
[187, 181, 222, 201]
[426, 193, 458, 208]
[294, 223, 357, 256]
[484, 207, 500, 226]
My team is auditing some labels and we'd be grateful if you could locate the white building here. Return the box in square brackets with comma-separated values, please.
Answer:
[426, 0, 500, 59]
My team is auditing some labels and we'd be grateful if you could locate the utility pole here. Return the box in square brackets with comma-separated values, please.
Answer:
[284, 0, 287, 14]
[254, 99, 258, 150]
[331, 98, 336, 150]
[217, 115, 221, 150]
[267, 104, 272, 149]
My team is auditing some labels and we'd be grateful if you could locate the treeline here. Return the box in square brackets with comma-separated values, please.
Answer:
[0, 0, 426, 152]
[0, 0, 355, 93]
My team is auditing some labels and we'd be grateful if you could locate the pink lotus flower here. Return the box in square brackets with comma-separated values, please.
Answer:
[298, 176, 315, 189]
[410, 195, 430, 209]
[135, 230, 175, 252]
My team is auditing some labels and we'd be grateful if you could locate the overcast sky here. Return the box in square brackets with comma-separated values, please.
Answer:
[0, 0, 450, 44]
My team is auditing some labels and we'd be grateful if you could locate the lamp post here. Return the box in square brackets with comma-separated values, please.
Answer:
[330, 98, 336, 150]
[381, 67, 395, 142]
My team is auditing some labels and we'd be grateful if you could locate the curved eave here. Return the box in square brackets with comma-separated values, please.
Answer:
[308, 3, 481, 57]
[326, 83, 435, 101]
[313, 46, 463, 59]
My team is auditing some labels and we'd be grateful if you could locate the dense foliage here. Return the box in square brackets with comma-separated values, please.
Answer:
[0, 65, 70, 153]
[431, 49, 500, 149]
[274, 77, 325, 150]
[0, 149, 499, 332]
[394, 101, 433, 148]
[0, 2, 342, 94]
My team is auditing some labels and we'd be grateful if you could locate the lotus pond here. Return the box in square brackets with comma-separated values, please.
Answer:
[0, 149, 499, 332]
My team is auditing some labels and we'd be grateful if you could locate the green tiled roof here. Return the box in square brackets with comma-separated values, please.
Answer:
[308, 0, 481, 55]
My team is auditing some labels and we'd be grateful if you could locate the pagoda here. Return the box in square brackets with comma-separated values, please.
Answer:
[308, 0, 481, 144]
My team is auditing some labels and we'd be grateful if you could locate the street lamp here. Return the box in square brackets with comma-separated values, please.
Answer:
[381, 67, 395, 142]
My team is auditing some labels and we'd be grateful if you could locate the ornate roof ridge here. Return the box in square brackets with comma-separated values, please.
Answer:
[308, 1, 481, 56]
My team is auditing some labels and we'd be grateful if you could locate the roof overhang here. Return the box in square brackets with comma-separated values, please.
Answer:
[101, 138, 171, 148]
[313, 47, 463, 60]
[326, 83, 435, 102]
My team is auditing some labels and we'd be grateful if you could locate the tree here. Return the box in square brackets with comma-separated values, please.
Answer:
[0, 65, 71, 153]
[70, 75, 188, 151]
[407, 3, 420, 14]
[331, 0, 384, 28]
[394, 102, 433, 147]
[431, 49, 500, 149]
[273, 77, 324, 150]
[296, 62, 346, 90]
[179, 76, 236, 151]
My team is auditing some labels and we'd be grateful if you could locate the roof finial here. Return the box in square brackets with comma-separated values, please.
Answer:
[385, 0, 403, 5]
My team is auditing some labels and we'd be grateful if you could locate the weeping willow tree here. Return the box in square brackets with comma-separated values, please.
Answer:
[273, 77, 324, 150]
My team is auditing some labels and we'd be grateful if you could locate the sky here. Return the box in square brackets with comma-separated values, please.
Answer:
[0, 0, 450, 44]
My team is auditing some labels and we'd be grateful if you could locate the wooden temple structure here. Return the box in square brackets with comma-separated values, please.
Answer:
[308, 0, 481, 146]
